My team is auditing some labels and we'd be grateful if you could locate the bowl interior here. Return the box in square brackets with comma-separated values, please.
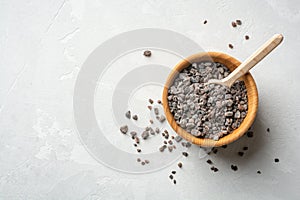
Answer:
[162, 52, 258, 147]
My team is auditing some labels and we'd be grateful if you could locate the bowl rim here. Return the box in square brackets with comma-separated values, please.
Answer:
[162, 51, 258, 147]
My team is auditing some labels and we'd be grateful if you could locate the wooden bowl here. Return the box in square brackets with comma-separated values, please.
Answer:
[162, 52, 258, 147]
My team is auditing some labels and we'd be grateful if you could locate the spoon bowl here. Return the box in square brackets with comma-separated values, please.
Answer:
[162, 52, 258, 147]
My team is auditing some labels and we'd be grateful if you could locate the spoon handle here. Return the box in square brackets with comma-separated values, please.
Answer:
[225, 34, 284, 86]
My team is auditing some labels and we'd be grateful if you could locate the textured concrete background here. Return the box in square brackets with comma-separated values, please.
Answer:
[1, 0, 300, 199]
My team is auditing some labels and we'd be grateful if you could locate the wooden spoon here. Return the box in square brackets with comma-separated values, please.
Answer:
[207, 34, 284, 87]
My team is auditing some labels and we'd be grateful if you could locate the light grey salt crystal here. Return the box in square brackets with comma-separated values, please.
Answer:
[226, 126, 232, 132]
[154, 108, 159, 115]
[186, 123, 195, 129]
[159, 145, 167, 152]
[227, 106, 232, 111]
[183, 87, 190, 94]
[179, 73, 187, 79]
[201, 115, 207, 122]
[155, 127, 160, 134]
[171, 102, 177, 108]
[141, 131, 149, 139]
[178, 93, 185, 100]
[192, 114, 198, 119]
[216, 101, 222, 109]
[130, 131, 137, 137]
[177, 108, 183, 114]
[221, 130, 228, 136]
[149, 127, 155, 135]
[189, 84, 194, 90]
[204, 87, 209, 93]
[238, 104, 246, 111]
[183, 77, 191, 86]
[241, 112, 246, 118]
[125, 111, 131, 119]
[208, 97, 214, 104]
[225, 94, 232, 100]
[188, 118, 195, 123]
[234, 110, 241, 118]
[189, 95, 195, 101]
[225, 111, 233, 117]
[226, 99, 234, 107]
[206, 67, 213, 73]
[194, 104, 200, 110]
[218, 67, 224, 74]
[215, 117, 223, 124]
[174, 135, 182, 142]
[174, 113, 181, 120]
[170, 86, 176, 92]
[168, 146, 173, 152]
[217, 92, 224, 98]
[205, 122, 212, 128]
[158, 115, 166, 123]
[185, 142, 192, 148]
[231, 123, 237, 129]
[191, 129, 201, 136]
[186, 99, 192, 105]
[197, 121, 202, 127]
[177, 82, 183, 88]
[212, 135, 219, 141]
[145, 126, 151, 131]
[191, 77, 199, 83]
[203, 125, 210, 133]
[172, 88, 180, 95]
[225, 118, 232, 126]
[205, 62, 212, 67]
[183, 104, 188, 111]
[198, 63, 205, 68]
[120, 125, 128, 134]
